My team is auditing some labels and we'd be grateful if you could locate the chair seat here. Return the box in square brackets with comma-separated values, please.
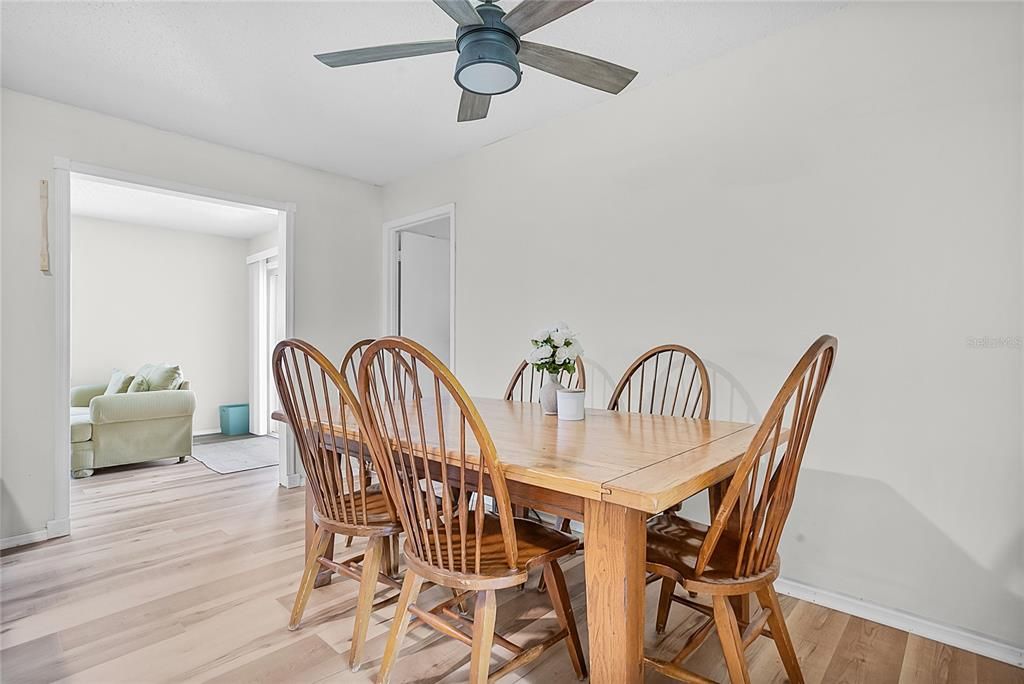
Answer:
[316, 485, 398, 530]
[646, 514, 779, 586]
[418, 513, 579, 578]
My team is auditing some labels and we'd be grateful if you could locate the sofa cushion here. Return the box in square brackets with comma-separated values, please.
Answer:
[104, 369, 134, 395]
[128, 364, 182, 392]
[70, 409, 92, 443]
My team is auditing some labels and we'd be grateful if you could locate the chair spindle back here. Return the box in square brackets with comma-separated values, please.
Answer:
[273, 338, 393, 528]
[359, 337, 519, 576]
[608, 344, 711, 418]
[698, 335, 837, 578]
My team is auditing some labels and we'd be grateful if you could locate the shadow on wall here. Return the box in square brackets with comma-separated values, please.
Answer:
[0, 480, 32, 543]
[781, 468, 1024, 646]
[705, 361, 760, 424]
[580, 358, 760, 422]
[579, 358, 618, 409]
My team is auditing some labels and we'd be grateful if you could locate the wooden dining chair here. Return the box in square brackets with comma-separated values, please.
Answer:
[272, 338, 403, 672]
[644, 335, 837, 684]
[340, 337, 375, 389]
[608, 344, 711, 419]
[609, 343, 712, 523]
[359, 337, 588, 684]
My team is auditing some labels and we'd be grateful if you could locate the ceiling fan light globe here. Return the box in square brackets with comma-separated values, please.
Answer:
[455, 59, 520, 95]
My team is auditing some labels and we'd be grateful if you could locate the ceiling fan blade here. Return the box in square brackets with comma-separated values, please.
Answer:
[315, 39, 456, 67]
[519, 41, 637, 94]
[432, 0, 484, 26]
[502, 0, 592, 36]
[458, 91, 491, 122]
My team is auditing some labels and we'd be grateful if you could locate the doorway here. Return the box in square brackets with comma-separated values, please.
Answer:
[383, 205, 456, 367]
[50, 158, 300, 544]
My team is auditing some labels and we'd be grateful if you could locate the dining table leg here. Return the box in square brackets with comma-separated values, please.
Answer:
[584, 498, 646, 684]
[305, 486, 335, 588]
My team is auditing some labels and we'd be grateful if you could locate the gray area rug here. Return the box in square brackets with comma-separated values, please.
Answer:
[191, 436, 278, 474]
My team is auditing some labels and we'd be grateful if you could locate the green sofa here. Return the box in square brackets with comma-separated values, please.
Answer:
[69, 380, 196, 478]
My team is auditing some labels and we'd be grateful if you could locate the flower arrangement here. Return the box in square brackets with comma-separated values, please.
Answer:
[526, 322, 583, 376]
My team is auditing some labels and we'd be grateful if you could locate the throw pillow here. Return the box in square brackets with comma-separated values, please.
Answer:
[127, 375, 150, 392]
[129, 363, 182, 392]
[104, 369, 134, 394]
[147, 363, 183, 391]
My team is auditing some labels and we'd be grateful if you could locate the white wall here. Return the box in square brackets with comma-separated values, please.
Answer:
[1, 89, 382, 542]
[70, 216, 249, 433]
[383, 4, 1023, 648]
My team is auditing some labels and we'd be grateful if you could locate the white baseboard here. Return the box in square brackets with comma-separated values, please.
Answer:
[46, 517, 70, 537]
[281, 472, 304, 488]
[1, 529, 48, 550]
[193, 428, 222, 437]
[1, 517, 71, 551]
[775, 577, 1024, 667]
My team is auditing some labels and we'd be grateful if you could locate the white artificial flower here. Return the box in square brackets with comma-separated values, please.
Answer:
[527, 345, 553, 364]
[550, 329, 569, 346]
[552, 321, 569, 332]
[567, 340, 583, 358]
[531, 328, 551, 344]
[554, 346, 573, 364]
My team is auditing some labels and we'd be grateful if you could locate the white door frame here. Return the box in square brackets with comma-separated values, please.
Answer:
[51, 158, 300, 540]
[381, 204, 456, 369]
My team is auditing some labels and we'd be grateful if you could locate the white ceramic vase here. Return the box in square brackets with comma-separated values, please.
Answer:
[539, 372, 563, 415]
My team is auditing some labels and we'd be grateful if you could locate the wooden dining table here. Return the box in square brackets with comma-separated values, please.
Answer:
[274, 397, 756, 684]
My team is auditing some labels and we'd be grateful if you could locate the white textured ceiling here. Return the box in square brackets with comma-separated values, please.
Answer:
[3, 1, 835, 185]
[71, 175, 279, 238]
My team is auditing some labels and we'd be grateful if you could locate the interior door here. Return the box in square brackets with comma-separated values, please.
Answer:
[398, 231, 450, 365]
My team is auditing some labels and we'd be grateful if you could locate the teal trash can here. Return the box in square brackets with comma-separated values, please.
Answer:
[219, 403, 250, 436]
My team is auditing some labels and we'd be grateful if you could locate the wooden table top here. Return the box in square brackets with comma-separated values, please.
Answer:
[273, 397, 755, 514]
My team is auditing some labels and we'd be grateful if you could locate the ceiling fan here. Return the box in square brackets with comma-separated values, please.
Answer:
[314, 0, 638, 122]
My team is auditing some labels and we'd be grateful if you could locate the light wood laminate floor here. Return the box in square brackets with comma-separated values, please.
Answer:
[1, 460, 1020, 683]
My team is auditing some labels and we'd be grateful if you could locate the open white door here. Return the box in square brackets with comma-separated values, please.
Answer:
[398, 230, 451, 364]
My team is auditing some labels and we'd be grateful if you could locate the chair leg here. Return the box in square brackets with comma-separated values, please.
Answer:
[470, 590, 497, 684]
[656, 577, 675, 634]
[289, 526, 332, 630]
[390, 535, 401, 576]
[543, 561, 588, 680]
[349, 536, 384, 671]
[712, 595, 751, 684]
[378, 571, 424, 684]
[380, 534, 400, 578]
[757, 585, 804, 684]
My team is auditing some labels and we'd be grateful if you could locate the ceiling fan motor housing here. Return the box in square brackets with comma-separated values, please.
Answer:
[454, 3, 521, 95]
